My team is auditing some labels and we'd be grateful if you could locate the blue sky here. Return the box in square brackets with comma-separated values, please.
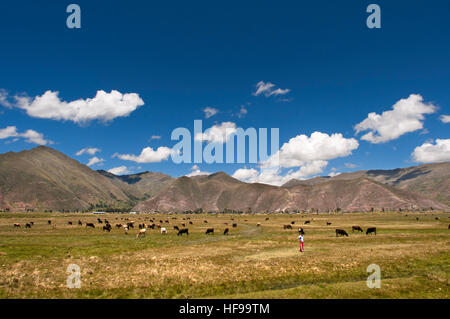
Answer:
[0, 0, 449, 184]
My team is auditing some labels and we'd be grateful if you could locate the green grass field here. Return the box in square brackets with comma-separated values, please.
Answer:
[0, 212, 448, 298]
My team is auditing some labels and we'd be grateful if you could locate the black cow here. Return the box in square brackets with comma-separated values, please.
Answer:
[189, 221, 193, 225]
[265, 217, 270, 221]
[326, 222, 332, 226]
[232, 223, 237, 228]
[283, 224, 292, 230]
[173, 226, 180, 231]
[68, 221, 73, 225]
[304, 221, 310, 225]
[298, 227, 305, 235]
[115, 223, 122, 228]
[336, 229, 349, 237]
[223, 228, 229, 235]
[86, 223, 95, 228]
[366, 227, 376, 235]
[291, 221, 295, 225]
[78, 220, 82, 226]
[204, 220, 208, 223]
[205, 228, 214, 235]
[103, 224, 112, 232]
[127, 222, 134, 229]
[25, 223, 32, 229]
[177, 228, 189, 236]
[47, 220, 52, 225]
[352, 226, 363, 232]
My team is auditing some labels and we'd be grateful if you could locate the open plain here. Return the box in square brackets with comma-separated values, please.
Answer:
[0, 212, 448, 299]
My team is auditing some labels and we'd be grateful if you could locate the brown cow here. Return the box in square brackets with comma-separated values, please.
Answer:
[205, 228, 214, 235]
[336, 229, 349, 237]
[352, 226, 363, 232]
[223, 228, 229, 235]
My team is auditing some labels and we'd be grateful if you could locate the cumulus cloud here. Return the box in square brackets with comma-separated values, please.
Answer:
[202, 107, 218, 119]
[12, 89, 144, 124]
[328, 171, 341, 177]
[194, 122, 237, 144]
[232, 131, 358, 186]
[232, 161, 328, 186]
[76, 147, 101, 156]
[253, 81, 290, 97]
[0, 126, 18, 139]
[114, 146, 173, 163]
[87, 156, 104, 167]
[354, 94, 437, 143]
[108, 166, 131, 175]
[412, 139, 450, 163]
[440, 115, 450, 123]
[0, 126, 51, 145]
[186, 165, 211, 177]
[232, 167, 259, 181]
[264, 132, 359, 169]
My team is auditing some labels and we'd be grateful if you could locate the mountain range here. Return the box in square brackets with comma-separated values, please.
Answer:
[0, 146, 448, 212]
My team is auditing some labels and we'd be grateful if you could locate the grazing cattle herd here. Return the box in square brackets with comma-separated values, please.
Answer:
[7, 213, 449, 249]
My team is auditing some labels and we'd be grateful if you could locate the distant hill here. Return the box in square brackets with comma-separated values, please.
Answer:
[97, 170, 173, 199]
[0, 146, 448, 212]
[283, 162, 450, 206]
[0, 146, 133, 210]
[135, 172, 448, 212]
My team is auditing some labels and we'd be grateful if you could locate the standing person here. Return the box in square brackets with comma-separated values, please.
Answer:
[298, 234, 304, 252]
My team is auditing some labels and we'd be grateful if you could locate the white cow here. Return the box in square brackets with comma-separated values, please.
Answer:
[136, 228, 146, 238]
[161, 227, 167, 235]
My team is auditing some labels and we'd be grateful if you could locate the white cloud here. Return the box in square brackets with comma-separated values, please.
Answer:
[237, 105, 248, 118]
[344, 163, 357, 169]
[0, 126, 51, 145]
[354, 94, 437, 143]
[108, 166, 131, 175]
[440, 115, 450, 123]
[21, 129, 52, 145]
[412, 139, 450, 163]
[76, 147, 101, 156]
[253, 81, 290, 97]
[186, 165, 211, 177]
[114, 146, 173, 163]
[194, 122, 237, 144]
[328, 171, 341, 177]
[264, 132, 359, 169]
[87, 156, 104, 167]
[202, 107, 218, 119]
[0, 126, 18, 139]
[232, 161, 328, 186]
[0, 89, 12, 108]
[232, 131, 358, 186]
[151, 135, 161, 140]
[13, 90, 144, 124]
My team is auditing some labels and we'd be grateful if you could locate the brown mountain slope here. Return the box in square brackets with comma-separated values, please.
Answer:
[0, 146, 133, 210]
[97, 170, 174, 199]
[283, 162, 450, 206]
[134, 172, 448, 212]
